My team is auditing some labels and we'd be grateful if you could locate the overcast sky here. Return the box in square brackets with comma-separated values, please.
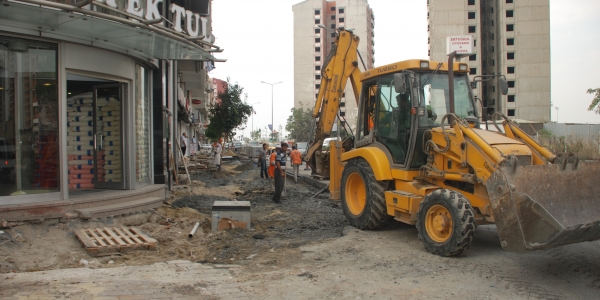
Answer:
[210, 0, 600, 139]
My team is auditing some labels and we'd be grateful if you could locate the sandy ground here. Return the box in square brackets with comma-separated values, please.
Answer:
[1, 159, 599, 299]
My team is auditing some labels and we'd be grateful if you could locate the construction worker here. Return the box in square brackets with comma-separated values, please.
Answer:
[268, 145, 280, 193]
[289, 145, 302, 183]
[273, 143, 288, 203]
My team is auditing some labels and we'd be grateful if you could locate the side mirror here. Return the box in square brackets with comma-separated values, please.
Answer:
[393, 73, 407, 94]
[498, 77, 508, 95]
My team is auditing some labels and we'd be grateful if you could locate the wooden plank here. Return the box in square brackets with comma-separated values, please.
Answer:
[95, 228, 117, 246]
[129, 227, 158, 244]
[120, 227, 144, 244]
[103, 227, 127, 246]
[87, 229, 108, 247]
[74, 229, 98, 248]
[113, 227, 135, 245]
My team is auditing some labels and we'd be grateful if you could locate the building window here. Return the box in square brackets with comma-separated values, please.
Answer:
[469, 54, 477, 61]
[506, 10, 514, 17]
[474, 39, 477, 46]
[470, 68, 477, 75]
[490, 7, 494, 13]
[331, 6, 335, 11]
[315, 9, 320, 15]
[507, 66, 515, 74]
[491, 59, 495, 66]
[491, 33, 494, 40]
[315, 37, 320, 43]
[315, 19, 320, 24]
[507, 52, 515, 59]
[315, 66, 321, 71]
[331, 15, 335, 20]
[508, 95, 515, 102]
[507, 24, 514, 31]
[331, 33, 336, 37]
[331, 24, 336, 29]
[506, 0, 513, 3]
[316, 75, 321, 80]
[315, 47, 320, 52]
[507, 109, 515, 117]
[315, 28, 320, 34]
[507, 38, 514, 45]
[339, 8, 344, 13]
[339, 18, 345, 22]
[315, 56, 321, 61]
[316, 84, 321, 89]
[492, 86, 496, 93]
[468, 0, 475, 5]
[0, 36, 59, 197]
[468, 25, 476, 33]
[468, 12, 476, 19]
[508, 81, 515, 88]
[315, 93, 319, 99]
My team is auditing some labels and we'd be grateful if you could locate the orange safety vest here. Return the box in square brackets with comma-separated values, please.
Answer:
[290, 149, 302, 165]
[268, 152, 277, 177]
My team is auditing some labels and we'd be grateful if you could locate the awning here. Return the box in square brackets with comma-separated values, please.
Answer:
[0, 0, 216, 61]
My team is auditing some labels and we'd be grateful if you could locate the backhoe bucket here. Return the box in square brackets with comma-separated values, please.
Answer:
[486, 160, 600, 252]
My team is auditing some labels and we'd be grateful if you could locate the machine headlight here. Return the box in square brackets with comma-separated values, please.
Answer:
[459, 64, 468, 71]
[420, 61, 429, 69]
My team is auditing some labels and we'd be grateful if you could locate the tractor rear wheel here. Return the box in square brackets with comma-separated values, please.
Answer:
[341, 158, 390, 229]
[416, 189, 477, 256]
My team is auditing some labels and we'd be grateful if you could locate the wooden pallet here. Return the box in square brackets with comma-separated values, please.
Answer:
[75, 227, 158, 257]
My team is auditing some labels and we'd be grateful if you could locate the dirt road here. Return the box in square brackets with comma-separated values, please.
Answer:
[1, 159, 599, 299]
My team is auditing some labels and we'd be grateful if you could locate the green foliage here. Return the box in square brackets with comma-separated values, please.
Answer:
[587, 88, 600, 114]
[537, 129, 553, 137]
[250, 129, 261, 141]
[205, 78, 253, 141]
[285, 106, 313, 142]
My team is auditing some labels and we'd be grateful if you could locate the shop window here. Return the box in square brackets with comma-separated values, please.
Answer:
[508, 81, 515, 88]
[469, 54, 476, 61]
[507, 66, 515, 74]
[507, 38, 514, 45]
[506, 10, 514, 17]
[507, 24, 514, 31]
[507, 109, 515, 116]
[468, 0, 475, 5]
[0, 36, 59, 197]
[468, 12, 476, 19]
[470, 68, 477, 75]
[507, 52, 515, 59]
[469, 26, 476, 33]
[508, 95, 515, 102]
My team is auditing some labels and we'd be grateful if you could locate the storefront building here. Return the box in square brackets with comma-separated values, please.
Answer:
[0, 0, 219, 220]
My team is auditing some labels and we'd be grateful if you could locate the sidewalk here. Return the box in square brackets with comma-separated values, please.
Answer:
[1, 260, 247, 299]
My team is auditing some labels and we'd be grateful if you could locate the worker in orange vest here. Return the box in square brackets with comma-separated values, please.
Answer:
[268, 145, 279, 193]
[289, 145, 302, 183]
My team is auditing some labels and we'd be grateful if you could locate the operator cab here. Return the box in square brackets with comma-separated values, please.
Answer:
[355, 60, 478, 169]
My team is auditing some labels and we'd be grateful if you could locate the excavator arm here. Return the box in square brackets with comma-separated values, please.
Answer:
[304, 30, 362, 178]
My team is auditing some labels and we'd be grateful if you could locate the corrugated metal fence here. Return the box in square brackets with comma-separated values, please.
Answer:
[535, 123, 600, 159]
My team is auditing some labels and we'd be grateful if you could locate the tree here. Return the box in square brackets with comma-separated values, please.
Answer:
[587, 88, 600, 114]
[205, 78, 254, 143]
[285, 107, 314, 142]
[251, 129, 261, 141]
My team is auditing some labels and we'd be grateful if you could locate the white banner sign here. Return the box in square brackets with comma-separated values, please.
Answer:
[446, 35, 474, 55]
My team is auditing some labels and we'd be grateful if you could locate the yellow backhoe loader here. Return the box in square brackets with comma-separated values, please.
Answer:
[304, 29, 600, 256]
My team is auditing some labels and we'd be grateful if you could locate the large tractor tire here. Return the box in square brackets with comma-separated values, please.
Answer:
[341, 158, 390, 229]
[416, 189, 477, 256]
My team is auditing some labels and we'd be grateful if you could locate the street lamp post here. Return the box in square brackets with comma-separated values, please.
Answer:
[261, 81, 282, 141]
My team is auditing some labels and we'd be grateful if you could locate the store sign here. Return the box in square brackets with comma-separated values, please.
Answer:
[96, 0, 209, 38]
[446, 35, 474, 55]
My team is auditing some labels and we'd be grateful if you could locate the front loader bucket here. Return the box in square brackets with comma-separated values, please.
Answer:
[486, 160, 600, 252]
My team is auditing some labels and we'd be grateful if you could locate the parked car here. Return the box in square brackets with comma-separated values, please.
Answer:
[321, 137, 341, 151]
[233, 142, 243, 152]
[296, 142, 308, 156]
[200, 144, 212, 155]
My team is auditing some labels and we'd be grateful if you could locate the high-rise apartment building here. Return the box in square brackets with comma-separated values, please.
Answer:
[293, 0, 375, 131]
[428, 0, 550, 122]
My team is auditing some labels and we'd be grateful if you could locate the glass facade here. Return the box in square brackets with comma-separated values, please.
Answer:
[135, 65, 151, 183]
[0, 36, 59, 196]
